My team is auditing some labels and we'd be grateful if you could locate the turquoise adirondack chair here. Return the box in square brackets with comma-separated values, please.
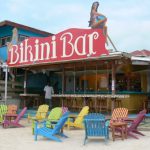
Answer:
[34, 111, 70, 142]
[84, 113, 109, 145]
[0, 105, 7, 123]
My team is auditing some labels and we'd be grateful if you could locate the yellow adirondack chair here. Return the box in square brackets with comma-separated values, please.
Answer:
[28, 104, 49, 122]
[0, 105, 7, 123]
[67, 106, 89, 129]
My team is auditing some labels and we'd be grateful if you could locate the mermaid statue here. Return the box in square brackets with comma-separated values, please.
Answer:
[89, 1, 107, 35]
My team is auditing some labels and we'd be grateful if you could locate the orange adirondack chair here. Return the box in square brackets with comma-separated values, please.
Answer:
[7, 104, 18, 114]
[110, 108, 128, 124]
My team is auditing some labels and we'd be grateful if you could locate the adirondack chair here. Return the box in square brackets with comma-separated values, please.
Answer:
[2, 107, 27, 128]
[34, 111, 70, 142]
[46, 107, 63, 128]
[116, 110, 146, 139]
[84, 113, 109, 145]
[7, 104, 17, 114]
[28, 104, 49, 122]
[67, 106, 89, 129]
[32, 107, 63, 134]
[0, 104, 7, 123]
[110, 108, 128, 124]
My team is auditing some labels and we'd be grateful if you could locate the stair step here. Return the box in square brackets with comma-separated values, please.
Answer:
[0, 80, 23, 86]
[0, 86, 23, 92]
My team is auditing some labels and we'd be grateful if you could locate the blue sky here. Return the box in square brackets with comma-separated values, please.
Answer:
[0, 0, 150, 52]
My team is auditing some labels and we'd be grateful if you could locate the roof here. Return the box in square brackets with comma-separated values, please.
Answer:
[0, 20, 53, 36]
[9, 51, 131, 68]
[131, 49, 150, 57]
[131, 50, 150, 65]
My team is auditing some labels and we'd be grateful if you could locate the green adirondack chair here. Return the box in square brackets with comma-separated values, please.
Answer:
[46, 107, 63, 128]
[32, 107, 63, 134]
[0, 104, 7, 123]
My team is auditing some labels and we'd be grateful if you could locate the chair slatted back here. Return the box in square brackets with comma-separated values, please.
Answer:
[129, 110, 146, 131]
[111, 108, 128, 121]
[74, 106, 89, 125]
[35, 104, 49, 119]
[0, 105, 7, 123]
[84, 113, 107, 136]
[46, 107, 62, 127]
[7, 105, 17, 114]
[48, 107, 62, 120]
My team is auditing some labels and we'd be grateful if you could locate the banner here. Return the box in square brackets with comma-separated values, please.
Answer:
[7, 28, 108, 67]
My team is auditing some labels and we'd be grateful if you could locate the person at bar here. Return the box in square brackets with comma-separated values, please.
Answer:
[44, 82, 54, 109]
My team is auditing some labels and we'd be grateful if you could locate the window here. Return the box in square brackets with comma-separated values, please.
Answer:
[0, 36, 11, 47]
[18, 35, 28, 42]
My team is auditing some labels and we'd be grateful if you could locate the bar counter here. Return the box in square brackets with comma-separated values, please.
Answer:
[52, 94, 130, 98]
[52, 91, 150, 113]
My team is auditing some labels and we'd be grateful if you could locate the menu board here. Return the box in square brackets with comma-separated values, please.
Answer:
[100, 76, 108, 88]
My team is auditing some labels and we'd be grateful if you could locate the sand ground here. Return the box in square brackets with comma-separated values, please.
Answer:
[0, 119, 150, 150]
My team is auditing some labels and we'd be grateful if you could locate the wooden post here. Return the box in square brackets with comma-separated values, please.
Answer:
[24, 69, 27, 94]
[95, 63, 98, 93]
[83, 63, 86, 106]
[4, 65, 8, 105]
[84, 63, 86, 93]
[106, 62, 110, 113]
[111, 61, 116, 112]
[62, 67, 64, 94]
[127, 73, 130, 91]
[95, 63, 98, 112]
[73, 64, 76, 93]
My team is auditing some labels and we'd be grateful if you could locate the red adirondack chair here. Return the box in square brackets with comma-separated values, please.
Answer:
[2, 107, 27, 128]
[116, 109, 146, 139]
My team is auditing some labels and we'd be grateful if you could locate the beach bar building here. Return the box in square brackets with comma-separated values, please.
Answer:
[0, 21, 150, 113]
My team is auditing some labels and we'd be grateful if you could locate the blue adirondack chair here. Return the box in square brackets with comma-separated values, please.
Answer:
[84, 113, 109, 145]
[34, 111, 70, 142]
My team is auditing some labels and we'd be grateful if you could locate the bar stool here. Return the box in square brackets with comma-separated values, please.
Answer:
[62, 98, 68, 107]
[88, 98, 95, 112]
[71, 98, 77, 111]
[67, 97, 72, 110]
[114, 99, 122, 108]
[143, 97, 150, 113]
[95, 98, 101, 112]
[33, 97, 40, 108]
[100, 98, 109, 113]
[76, 98, 83, 111]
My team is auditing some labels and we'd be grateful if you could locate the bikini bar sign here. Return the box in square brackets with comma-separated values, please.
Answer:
[7, 28, 108, 67]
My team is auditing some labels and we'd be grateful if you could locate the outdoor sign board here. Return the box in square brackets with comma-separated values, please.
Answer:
[7, 28, 109, 67]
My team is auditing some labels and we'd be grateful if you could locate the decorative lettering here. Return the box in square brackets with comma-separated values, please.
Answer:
[7, 29, 108, 67]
